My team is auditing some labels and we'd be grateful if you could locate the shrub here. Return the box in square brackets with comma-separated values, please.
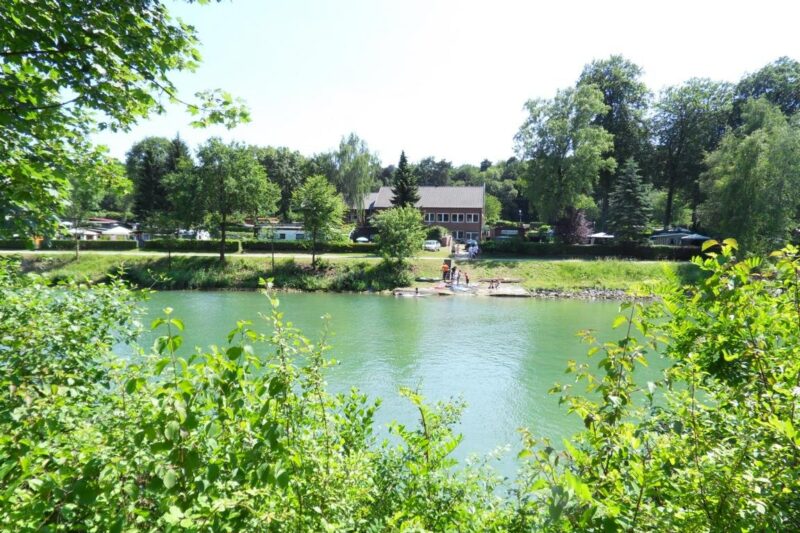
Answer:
[481, 240, 699, 260]
[426, 225, 450, 241]
[0, 239, 35, 250]
[241, 240, 378, 254]
[43, 239, 138, 251]
[141, 239, 239, 253]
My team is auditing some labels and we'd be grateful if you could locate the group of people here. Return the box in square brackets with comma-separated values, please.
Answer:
[467, 243, 480, 259]
[440, 262, 470, 286]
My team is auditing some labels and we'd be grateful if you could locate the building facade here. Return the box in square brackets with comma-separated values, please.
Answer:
[361, 186, 485, 241]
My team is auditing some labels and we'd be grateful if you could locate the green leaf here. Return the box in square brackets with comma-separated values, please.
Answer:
[163, 470, 178, 489]
[611, 315, 627, 329]
[165, 420, 181, 441]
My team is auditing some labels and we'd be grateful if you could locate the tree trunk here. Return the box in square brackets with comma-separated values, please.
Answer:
[663, 177, 676, 231]
[74, 217, 80, 259]
[220, 212, 227, 262]
[311, 234, 317, 269]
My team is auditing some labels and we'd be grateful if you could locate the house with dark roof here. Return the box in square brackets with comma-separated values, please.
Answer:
[360, 186, 486, 241]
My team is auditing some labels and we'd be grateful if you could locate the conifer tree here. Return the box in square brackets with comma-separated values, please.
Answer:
[609, 158, 652, 242]
[391, 151, 420, 207]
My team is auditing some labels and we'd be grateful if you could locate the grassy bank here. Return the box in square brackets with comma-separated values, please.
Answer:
[17, 254, 407, 291]
[12, 252, 704, 293]
[414, 257, 705, 291]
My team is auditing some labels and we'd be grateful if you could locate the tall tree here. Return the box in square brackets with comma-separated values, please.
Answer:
[414, 157, 452, 186]
[733, 57, 800, 122]
[700, 99, 800, 252]
[126, 137, 174, 218]
[240, 150, 281, 238]
[293, 175, 345, 268]
[608, 158, 652, 243]
[578, 55, 651, 229]
[255, 146, 307, 220]
[331, 133, 379, 222]
[0, 0, 247, 238]
[515, 84, 615, 229]
[195, 139, 268, 261]
[653, 79, 733, 229]
[391, 151, 420, 207]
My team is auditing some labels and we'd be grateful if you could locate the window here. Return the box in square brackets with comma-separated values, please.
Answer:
[466, 232, 478, 240]
[278, 233, 286, 240]
[453, 213, 464, 223]
[466, 213, 479, 223]
[454, 230, 464, 239]
[424, 212, 435, 223]
[437, 213, 449, 223]
[295, 233, 305, 240]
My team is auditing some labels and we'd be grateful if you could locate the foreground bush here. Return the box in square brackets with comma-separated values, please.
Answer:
[1, 241, 799, 531]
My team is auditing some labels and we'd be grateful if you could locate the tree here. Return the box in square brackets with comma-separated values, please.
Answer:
[373, 207, 426, 266]
[293, 174, 345, 268]
[255, 146, 307, 221]
[331, 133, 379, 222]
[552, 207, 591, 244]
[195, 139, 267, 261]
[653, 79, 733, 229]
[240, 153, 280, 238]
[126, 137, 174, 218]
[0, 1, 248, 238]
[64, 147, 128, 257]
[733, 57, 800, 122]
[516, 84, 615, 229]
[578, 55, 651, 229]
[414, 157, 451, 186]
[391, 151, 420, 207]
[700, 99, 800, 251]
[484, 194, 502, 226]
[608, 158, 652, 242]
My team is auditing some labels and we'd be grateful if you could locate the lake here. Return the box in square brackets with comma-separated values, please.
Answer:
[132, 290, 639, 471]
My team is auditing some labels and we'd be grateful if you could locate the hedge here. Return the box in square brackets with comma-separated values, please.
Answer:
[0, 239, 35, 250]
[480, 240, 701, 261]
[241, 240, 378, 254]
[141, 239, 240, 253]
[43, 239, 139, 251]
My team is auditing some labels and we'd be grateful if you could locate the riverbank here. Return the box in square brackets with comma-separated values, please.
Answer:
[9, 251, 704, 296]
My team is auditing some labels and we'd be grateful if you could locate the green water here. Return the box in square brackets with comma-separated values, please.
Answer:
[135, 291, 639, 468]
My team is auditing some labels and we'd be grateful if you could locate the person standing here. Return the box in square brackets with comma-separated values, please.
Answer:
[441, 261, 450, 281]
[451, 265, 458, 285]
[464, 272, 470, 285]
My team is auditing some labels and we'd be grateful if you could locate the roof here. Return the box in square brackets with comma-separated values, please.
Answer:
[102, 225, 132, 235]
[681, 233, 710, 241]
[365, 186, 485, 210]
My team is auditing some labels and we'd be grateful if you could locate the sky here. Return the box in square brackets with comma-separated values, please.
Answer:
[93, 0, 800, 166]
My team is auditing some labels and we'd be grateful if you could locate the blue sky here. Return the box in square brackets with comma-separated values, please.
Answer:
[94, 0, 800, 166]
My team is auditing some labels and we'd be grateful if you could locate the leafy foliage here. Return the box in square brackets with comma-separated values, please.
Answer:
[608, 158, 652, 243]
[4, 241, 800, 530]
[390, 151, 420, 208]
[0, 1, 248, 238]
[516, 84, 616, 223]
[700, 99, 800, 252]
[553, 207, 592, 245]
[373, 207, 426, 265]
[293, 175, 346, 267]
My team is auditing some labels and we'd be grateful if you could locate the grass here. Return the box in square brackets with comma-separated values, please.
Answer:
[10, 251, 704, 294]
[412, 257, 704, 292]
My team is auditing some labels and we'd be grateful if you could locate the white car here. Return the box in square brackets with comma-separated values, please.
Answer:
[423, 240, 441, 251]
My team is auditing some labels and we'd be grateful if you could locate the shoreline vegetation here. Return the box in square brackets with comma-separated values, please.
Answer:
[9, 251, 704, 298]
